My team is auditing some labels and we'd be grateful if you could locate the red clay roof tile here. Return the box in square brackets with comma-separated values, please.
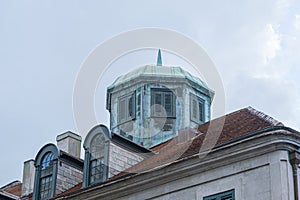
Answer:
[112, 106, 283, 178]
[1, 181, 22, 197]
[55, 107, 284, 197]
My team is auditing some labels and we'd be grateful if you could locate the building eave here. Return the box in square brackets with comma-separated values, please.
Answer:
[0, 190, 20, 200]
[106, 76, 214, 112]
[54, 127, 300, 199]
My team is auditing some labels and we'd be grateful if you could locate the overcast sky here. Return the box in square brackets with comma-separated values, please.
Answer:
[1, 0, 300, 186]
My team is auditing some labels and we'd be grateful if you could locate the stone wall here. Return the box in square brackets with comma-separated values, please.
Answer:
[56, 161, 83, 195]
[108, 142, 144, 178]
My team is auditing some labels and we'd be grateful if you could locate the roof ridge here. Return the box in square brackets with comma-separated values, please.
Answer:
[0, 180, 21, 189]
[246, 106, 284, 126]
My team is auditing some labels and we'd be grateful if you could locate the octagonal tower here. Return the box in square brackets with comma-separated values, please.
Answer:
[106, 50, 214, 148]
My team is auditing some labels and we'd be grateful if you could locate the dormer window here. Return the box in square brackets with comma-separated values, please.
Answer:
[33, 144, 59, 200]
[190, 94, 205, 124]
[118, 93, 135, 124]
[39, 153, 54, 199]
[83, 125, 110, 187]
[151, 89, 175, 118]
[89, 134, 107, 184]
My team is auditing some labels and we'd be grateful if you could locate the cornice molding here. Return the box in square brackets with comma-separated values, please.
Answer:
[55, 129, 300, 200]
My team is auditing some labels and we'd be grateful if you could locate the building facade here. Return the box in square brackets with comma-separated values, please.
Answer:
[2, 51, 300, 200]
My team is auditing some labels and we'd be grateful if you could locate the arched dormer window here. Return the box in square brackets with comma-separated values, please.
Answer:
[39, 152, 54, 199]
[83, 125, 110, 187]
[33, 144, 59, 200]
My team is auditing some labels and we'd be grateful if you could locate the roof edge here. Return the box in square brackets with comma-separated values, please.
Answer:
[246, 106, 284, 126]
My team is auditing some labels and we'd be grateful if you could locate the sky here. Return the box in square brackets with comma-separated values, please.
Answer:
[1, 0, 300, 186]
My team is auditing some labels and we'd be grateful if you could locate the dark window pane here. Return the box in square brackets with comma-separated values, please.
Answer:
[190, 94, 205, 124]
[137, 93, 141, 116]
[118, 93, 136, 123]
[128, 96, 135, 118]
[39, 175, 53, 200]
[164, 93, 172, 116]
[203, 189, 234, 200]
[154, 93, 162, 113]
[39, 152, 54, 199]
[119, 99, 126, 122]
[151, 89, 175, 117]
[90, 159, 105, 184]
[192, 99, 197, 119]
[155, 93, 162, 105]
[199, 101, 204, 122]
[221, 196, 233, 200]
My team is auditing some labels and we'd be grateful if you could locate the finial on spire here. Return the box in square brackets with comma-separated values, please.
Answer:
[157, 49, 162, 66]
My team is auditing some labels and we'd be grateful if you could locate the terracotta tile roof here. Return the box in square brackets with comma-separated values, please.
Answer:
[180, 106, 283, 158]
[1, 180, 22, 197]
[54, 106, 284, 198]
[112, 106, 283, 178]
[150, 139, 173, 152]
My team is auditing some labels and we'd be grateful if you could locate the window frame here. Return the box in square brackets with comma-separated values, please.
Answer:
[190, 93, 205, 124]
[203, 189, 235, 200]
[39, 152, 54, 199]
[88, 133, 109, 185]
[89, 157, 106, 185]
[33, 144, 59, 200]
[39, 175, 53, 200]
[118, 92, 136, 125]
[151, 88, 176, 118]
[83, 125, 110, 188]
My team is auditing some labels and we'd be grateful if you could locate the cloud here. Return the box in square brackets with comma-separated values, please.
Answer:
[191, 0, 300, 131]
[227, 73, 300, 129]
[260, 24, 281, 65]
[293, 14, 300, 31]
[2, 0, 300, 186]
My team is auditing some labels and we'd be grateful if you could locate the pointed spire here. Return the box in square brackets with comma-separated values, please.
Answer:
[157, 49, 162, 66]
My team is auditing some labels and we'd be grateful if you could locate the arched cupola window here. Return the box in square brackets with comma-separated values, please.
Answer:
[33, 144, 59, 200]
[83, 125, 110, 187]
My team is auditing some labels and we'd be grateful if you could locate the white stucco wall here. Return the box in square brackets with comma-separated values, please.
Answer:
[114, 150, 294, 200]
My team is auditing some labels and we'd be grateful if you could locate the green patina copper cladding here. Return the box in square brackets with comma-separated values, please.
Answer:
[157, 49, 162, 66]
[106, 54, 214, 148]
[107, 65, 210, 91]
